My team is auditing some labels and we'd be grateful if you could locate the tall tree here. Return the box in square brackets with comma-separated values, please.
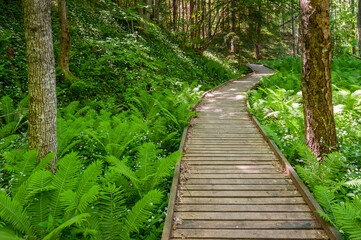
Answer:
[58, 0, 72, 78]
[22, 0, 58, 163]
[299, 0, 338, 158]
[358, 0, 361, 56]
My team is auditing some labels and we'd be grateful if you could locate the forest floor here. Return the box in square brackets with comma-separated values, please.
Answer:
[163, 64, 338, 239]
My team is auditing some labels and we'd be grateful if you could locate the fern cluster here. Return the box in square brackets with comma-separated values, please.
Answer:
[0, 83, 197, 239]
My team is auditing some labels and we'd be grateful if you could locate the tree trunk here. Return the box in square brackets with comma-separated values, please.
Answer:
[58, 0, 72, 78]
[291, 0, 297, 57]
[299, 0, 339, 158]
[173, 0, 177, 30]
[254, 5, 261, 60]
[22, 0, 58, 164]
[351, 0, 356, 55]
[357, 0, 361, 57]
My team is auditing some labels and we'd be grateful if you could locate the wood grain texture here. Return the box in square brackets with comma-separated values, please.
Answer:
[162, 65, 340, 240]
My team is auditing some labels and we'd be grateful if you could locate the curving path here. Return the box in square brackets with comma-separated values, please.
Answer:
[162, 64, 342, 240]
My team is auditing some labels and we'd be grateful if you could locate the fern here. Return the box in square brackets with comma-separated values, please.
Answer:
[334, 198, 361, 240]
[98, 184, 126, 239]
[150, 151, 182, 190]
[50, 152, 80, 220]
[120, 189, 163, 240]
[136, 142, 160, 180]
[0, 193, 33, 238]
[42, 213, 90, 240]
[0, 229, 24, 240]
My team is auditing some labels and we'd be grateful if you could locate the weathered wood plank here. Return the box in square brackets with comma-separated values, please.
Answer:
[184, 153, 276, 157]
[188, 165, 276, 169]
[186, 150, 272, 154]
[184, 156, 277, 160]
[188, 173, 286, 179]
[174, 212, 315, 221]
[175, 204, 310, 212]
[185, 178, 292, 185]
[180, 197, 306, 205]
[171, 229, 328, 239]
[190, 169, 279, 174]
[180, 185, 296, 191]
[181, 190, 300, 197]
[186, 160, 275, 165]
[175, 220, 320, 229]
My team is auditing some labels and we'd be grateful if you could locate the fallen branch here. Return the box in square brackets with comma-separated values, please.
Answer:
[347, 53, 361, 60]
[0, 110, 28, 118]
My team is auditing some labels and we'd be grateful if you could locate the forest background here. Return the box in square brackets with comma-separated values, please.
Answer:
[1, 0, 361, 239]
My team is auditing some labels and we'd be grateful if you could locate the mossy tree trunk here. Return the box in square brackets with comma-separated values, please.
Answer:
[358, 0, 361, 56]
[22, 0, 58, 164]
[58, 0, 72, 78]
[299, 0, 338, 158]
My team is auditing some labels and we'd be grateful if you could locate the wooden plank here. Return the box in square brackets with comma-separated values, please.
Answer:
[186, 143, 269, 147]
[188, 173, 286, 179]
[190, 140, 267, 144]
[186, 178, 292, 185]
[181, 190, 300, 197]
[190, 169, 279, 174]
[186, 160, 274, 165]
[184, 154, 276, 157]
[184, 156, 276, 160]
[188, 165, 276, 170]
[174, 212, 315, 221]
[190, 134, 264, 138]
[171, 229, 328, 239]
[175, 204, 310, 212]
[175, 220, 321, 229]
[180, 185, 296, 191]
[180, 197, 306, 205]
[186, 150, 272, 153]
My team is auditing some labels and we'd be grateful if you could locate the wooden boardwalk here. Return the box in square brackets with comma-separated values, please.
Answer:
[162, 64, 342, 240]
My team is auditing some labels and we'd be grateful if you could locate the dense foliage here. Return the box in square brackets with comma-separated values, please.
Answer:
[248, 56, 361, 239]
[0, 0, 245, 239]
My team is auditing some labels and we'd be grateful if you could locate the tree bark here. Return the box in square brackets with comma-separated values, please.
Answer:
[173, 0, 177, 30]
[58, 0, 72, 78]
[357, 0, 361, 57]
[299, 0, 338, 158]
[22, 0, 58, 164]
[254, 5, 261, 60]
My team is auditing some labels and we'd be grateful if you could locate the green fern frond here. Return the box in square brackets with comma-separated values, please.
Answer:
[0, 96, 15, 124]
[50, 152, 80, 220]
[98, 184, 125, 239]
[76, 160, 102, 200]
[0, 229, 25, 239]
[136, 142, 159, 180]
[108, 156, 141, 194]
[33, 153, 57, 172]
[77, 185, 100, 214]
[14, 170, 53, 205]
[0, 193, 33, 237]
[12, 150, 39, 190]
[314, 186, 338, 227]
[344, 179, 361, 188]
[42, 213, 90, 240]
[333, 199, 361, 240]
[151, 151, 182, 190]
[120, 189, 163, 239]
